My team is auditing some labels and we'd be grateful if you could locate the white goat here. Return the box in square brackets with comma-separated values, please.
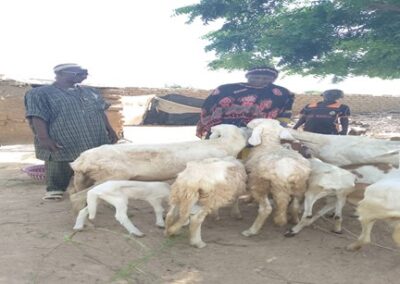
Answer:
[287, 129, 400, 167]
[342, 163, 399, 204]
[347, 171, 400, 251]
[285, 158, 357, 236]
[73, 180, 170, 237]
[242, 119, 311, 237]
[69, 124, 248, 212]
[165, 157, 247, 248]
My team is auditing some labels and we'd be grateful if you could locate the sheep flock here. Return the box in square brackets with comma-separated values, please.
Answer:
[69, 119, 400, 250]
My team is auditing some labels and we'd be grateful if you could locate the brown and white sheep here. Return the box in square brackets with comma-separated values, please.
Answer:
[242, 119, 311, 237]
[164, 156, 247, 248]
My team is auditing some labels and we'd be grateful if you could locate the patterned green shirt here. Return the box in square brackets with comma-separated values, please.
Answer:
[24, 84, 111, 161]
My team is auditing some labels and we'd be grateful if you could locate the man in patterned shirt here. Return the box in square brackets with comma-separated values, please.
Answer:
[293, 89, 350, 135]
[196, 66, 294, 138]
[25, 64, 118, 200]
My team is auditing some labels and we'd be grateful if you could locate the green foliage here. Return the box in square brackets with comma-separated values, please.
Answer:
[176, 0, 400, 79]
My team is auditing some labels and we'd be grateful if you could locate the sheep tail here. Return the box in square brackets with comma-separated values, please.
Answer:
[179, 191, 199, 222]
[167, 183, 200, 235]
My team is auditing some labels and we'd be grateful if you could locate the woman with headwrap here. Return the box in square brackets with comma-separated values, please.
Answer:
[196, 66, 294, 138]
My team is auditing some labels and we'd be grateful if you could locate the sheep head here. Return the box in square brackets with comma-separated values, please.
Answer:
[209, 124, 242, 139]
[247, 118, 295, 146]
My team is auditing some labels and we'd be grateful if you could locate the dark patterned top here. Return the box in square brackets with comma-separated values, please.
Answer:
[196, 83, 294, 137]
[300, 101, 350, 134]
[24, 84, 111, 161]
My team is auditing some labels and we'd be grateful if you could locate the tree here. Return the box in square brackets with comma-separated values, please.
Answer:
[176, 0, 400, 79]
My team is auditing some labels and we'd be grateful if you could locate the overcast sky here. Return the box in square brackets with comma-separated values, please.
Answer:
[1, 0, 399, 95]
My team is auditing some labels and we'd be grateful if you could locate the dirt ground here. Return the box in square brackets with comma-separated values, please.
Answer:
[1, 116, 400, 284]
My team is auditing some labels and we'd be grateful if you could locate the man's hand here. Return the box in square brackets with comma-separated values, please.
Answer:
[38, 137, 63, 152]
[108, 130, 119, 144]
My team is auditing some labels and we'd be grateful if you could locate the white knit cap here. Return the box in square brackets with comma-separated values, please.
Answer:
[53, 63, 82, 72]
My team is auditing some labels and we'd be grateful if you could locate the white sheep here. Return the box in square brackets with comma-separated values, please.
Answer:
[242, 119, 311, 237]
[347, 171, 400, 251]
[285, 158, 357, 237]
[164, 156, 247, 248]
[69, 124, 248, 212]
[287, 129, 400, 167]
[73, 180, 170, 237]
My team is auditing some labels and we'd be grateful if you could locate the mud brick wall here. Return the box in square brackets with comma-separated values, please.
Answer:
[98, 87, 124, 137]
[0, 80, 124, 145]
[0, 81, 33, 145]
[293, 94, 400, 114]
[109, 87, 400, 115]
[1, 80, 400, 144]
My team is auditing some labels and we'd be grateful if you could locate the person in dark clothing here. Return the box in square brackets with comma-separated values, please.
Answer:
[25, 63, 118, 201]
[196, 67, 294, 138]
[293, 89, 350, 135]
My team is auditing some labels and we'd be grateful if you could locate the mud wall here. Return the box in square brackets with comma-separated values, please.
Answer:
[0, 80, 124, 145]
[1, 80, 400, 145]
[108, 87, 400, 114]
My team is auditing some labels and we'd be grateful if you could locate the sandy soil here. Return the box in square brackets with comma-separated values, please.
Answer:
[1, 117, 400, 284]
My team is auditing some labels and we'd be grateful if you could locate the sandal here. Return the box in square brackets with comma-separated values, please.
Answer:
[42, 191, 64, 201]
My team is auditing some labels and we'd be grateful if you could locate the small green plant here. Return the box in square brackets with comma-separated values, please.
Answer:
[112, 233, 187, 282]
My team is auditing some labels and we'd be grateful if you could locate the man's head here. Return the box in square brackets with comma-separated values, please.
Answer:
[54, 63, 88, 84]
[322, 89, 344, 102]
[245, 66, 279, 87]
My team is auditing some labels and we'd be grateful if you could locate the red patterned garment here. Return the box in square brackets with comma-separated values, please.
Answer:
[197, 83, 294, 137]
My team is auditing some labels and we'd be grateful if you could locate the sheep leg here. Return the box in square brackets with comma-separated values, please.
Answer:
[332, 195, 347, 234]
[101, 195, 145, 237]
[73, 206, 89, 230]
[165, 205, 179, 232]
[230, 198, 242, 220]
[165, 199, 197, 237]
[73, 172, 94, 193]
[211, 208, 221, 221]
[306, 201, 336, 225]
[392, 222, 400, 246]
[285, 193, 319, 237]
[273, 193, 290, 226]
[146, 198, 165, 228]
[87, 190, 99, 219]
[242, 196, 272, 237]
[286, 196, 335, 237]
[70, 188, 91, 214]
[288, 197, 301, 224]
[189, 208, 208, 248]
[211, 198, 242, 221]
[346, 218, 376, 251]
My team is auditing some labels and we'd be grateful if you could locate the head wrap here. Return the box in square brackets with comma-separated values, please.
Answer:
[53, 63, 83, 73]
[246, 67, 279, 78]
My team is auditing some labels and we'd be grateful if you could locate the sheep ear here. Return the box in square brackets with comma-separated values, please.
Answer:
[248, 125, 263, 146]
[209, 127, 220, 139]
[280, 128, 296, 141]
